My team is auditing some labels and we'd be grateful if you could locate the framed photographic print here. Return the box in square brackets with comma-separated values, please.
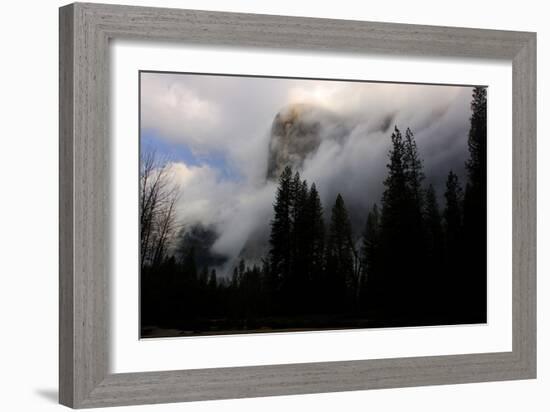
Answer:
[138, 72, 488, 338]
[59, 2, 536, 408]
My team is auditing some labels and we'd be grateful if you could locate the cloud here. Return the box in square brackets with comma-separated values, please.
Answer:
[141, 74, 222, 147]
[142, 73, 475, 275]
[164, 160, 277, 273]
[166, 162, 241, 227]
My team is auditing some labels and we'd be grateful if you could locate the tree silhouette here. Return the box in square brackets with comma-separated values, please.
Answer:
[466, 87, 487, 188]
[288, 172, 309, 312]
[269, 165, 293, 305]
[325, 194, 355, 313]
[306, 183, 325, 311]
[442, 170, 465, 318]
[463, 86, 488, 322]
[403, 127, 425, 211]
[377, 126, 426, 319]
[139, 150, 179, 270]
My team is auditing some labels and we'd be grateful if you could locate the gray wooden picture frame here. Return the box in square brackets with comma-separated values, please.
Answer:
[59, 2, 536, 409]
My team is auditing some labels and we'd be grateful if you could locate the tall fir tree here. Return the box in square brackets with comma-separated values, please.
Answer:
[288, 172, 309, 312]
[403, 127, 429, 312]
[463, 86, 488, 322]
[465, 87, 487, 190]
[442, 170, 464, 318]
[378, 126, 420, 317]
[403, 127, 425, 211]
[307, 183, 325, 279]
[290, 172, 308, 229]
[325, 194, 355, 313]
[305, 183, 325, 312]
[380, 127, 410, 237]
[269, 165, 293, 303]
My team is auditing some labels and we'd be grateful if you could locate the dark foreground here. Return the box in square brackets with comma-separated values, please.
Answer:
[141, 313, 486, 338]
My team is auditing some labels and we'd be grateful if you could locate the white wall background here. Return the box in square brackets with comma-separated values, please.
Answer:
[0, 0, 546, 411]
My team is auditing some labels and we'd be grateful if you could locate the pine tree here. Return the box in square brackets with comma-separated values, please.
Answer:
[403, 127, 425, 210]
[442, 170, 465, 319]
[466, 87, 487, 189]
[290, 172, 308, 233]
[377, 126, 414, 317]
[380, 127, 410, 235]
[269, 166, 293, 294]
[290, 174, 309, 292]
[326, 194, 355, 313]
[308, 183, 325, 280]
[280, 171, 309, 312]
[306, 183, 325, 312]
[376, 126, 430, 318]
[463, 86, 488, 322]
[403, 128, 429, 312]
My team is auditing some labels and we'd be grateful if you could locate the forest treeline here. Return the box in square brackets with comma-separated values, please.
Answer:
[141, 87, 487, 336]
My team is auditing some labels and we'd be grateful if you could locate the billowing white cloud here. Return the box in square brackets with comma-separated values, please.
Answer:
[141, 75, 222, 147]
[166, 162, 241, 226]
[164, 160, 277, 273]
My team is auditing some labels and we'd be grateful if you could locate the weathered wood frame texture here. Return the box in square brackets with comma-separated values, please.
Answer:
[59, 2, 536, 408]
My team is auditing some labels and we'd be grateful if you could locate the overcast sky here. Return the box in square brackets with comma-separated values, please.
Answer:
[140, 71, 476, 272]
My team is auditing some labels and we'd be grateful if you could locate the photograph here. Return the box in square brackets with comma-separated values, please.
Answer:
[139, 71, 487, 338]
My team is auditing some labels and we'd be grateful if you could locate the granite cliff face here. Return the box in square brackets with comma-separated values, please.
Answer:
[266, 103, 349, 180]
